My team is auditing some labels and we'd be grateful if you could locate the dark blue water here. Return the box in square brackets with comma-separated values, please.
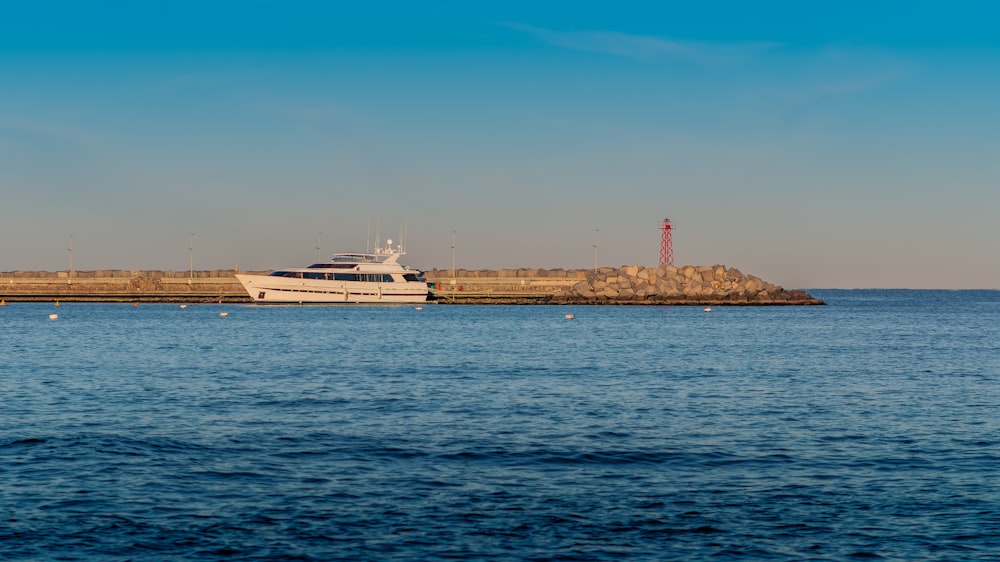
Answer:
[2, 290, 999, 560]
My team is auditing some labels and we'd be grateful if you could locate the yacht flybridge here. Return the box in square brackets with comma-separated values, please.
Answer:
[235, 240, 430, 304]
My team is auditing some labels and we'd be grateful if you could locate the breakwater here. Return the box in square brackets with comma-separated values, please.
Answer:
[0, 265, 822, 305]
[424, 264, 823, 305]
[0, 270, 253, 303]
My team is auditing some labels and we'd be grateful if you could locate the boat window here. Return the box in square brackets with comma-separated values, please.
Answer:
[308, 263, 356, 269]
[326, 273, 395, 282]
[330, 254, 375, 264]
[303, 272, 324, 280]
[403, 273, 420, 282]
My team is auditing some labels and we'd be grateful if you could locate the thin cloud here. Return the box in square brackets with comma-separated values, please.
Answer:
[792, 45, 914, 104]
[774, 48, 915, 129]
[504, 23, 779, 64]
[0, 114, 102, 148]
[814, 67, 908, 97]
[250, 97, 351, 123]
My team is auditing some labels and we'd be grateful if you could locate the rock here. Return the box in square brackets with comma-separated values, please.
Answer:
[682, 284, 703, 297]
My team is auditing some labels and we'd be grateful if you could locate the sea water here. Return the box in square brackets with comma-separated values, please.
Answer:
[1, 290, 998, 560]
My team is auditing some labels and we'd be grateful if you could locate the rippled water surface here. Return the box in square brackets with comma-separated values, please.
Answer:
[2, 290, 999, 560]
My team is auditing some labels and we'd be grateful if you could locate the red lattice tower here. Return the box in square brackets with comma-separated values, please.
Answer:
[659, 218, 674, 267]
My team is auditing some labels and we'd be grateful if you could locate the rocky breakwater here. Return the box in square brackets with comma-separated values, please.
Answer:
[425, 265, 822, 305]
[554, 265, 821, 305]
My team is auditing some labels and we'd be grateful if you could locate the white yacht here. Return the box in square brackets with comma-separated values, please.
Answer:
[235, 240, 430, 304]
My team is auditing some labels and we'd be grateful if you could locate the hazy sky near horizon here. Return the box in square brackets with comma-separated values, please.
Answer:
[2, 1, 998, 288]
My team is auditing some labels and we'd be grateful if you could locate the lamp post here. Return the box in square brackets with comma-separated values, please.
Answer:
[451, 230, 457, 298]
[67, 234, 74, 284]
[316, 231, 322, 262]
[593, 228, 599, 272]
[188, 233, 194, 283]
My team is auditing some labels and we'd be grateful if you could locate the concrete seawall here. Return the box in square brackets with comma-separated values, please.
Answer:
[0, 265, 823, 305]
[0, 270, 253, 303]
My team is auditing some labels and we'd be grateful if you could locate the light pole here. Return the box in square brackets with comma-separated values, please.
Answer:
[188, 233, 194, 282]
[451, 230, 456, 296]
[67, 234, 74, 284]
[593, 228, 599, 272]
[316, 231, 322, 262]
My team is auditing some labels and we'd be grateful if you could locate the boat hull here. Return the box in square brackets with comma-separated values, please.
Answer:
[235, 274, 429, 304]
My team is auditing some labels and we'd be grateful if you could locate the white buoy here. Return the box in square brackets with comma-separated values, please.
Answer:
[704, 307, 712, 312]
[179, 304, 187, 309]
[565, 313, 575, 320]
[219, 312, 228, 317]
[414, 306, 423, 311]
[49, 313, 58, 320]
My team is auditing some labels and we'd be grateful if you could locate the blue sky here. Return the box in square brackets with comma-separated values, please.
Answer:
[2, 1, 998, 288]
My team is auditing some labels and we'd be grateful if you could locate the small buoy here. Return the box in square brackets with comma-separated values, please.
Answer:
[132, 302, 139, 307]
[0, 299, 5, 306]
[704, 307, 712, 312]
[414, 306, 422, 311]
[179, 304, 187, 309]
[49, 313, 58, 320]
[565, 313, 575, 320]
[219, 312, 228, 317]
[54, 300, 60, 307]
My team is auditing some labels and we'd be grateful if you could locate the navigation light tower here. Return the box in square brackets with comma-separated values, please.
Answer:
[659, 218, 674, 267]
